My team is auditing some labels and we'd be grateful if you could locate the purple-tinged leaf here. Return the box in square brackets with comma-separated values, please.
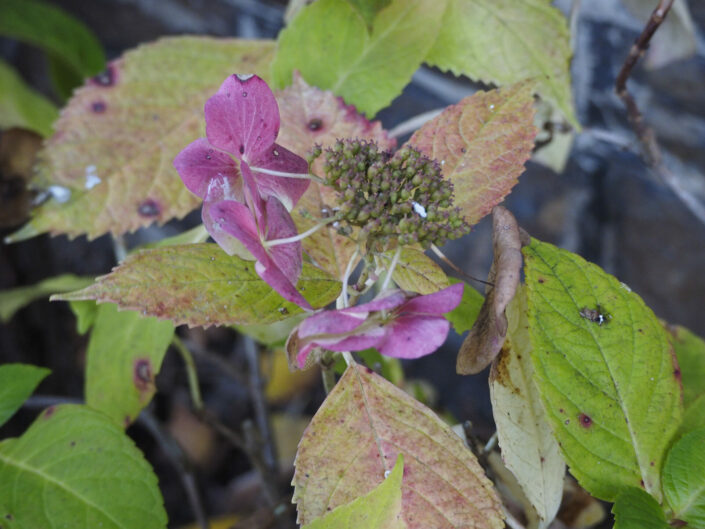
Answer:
[250, 143, 310, 210]
[407, 82, 537, 226]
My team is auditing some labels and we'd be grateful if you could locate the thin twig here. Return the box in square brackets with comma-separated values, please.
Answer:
[388, 108, 444, 138]
[430, 244, 494, 287]
[614, 1, 705, 224]
[243, 336, 280, 503]
[139, 410, 209, 529]
[172, 336, 204, 411]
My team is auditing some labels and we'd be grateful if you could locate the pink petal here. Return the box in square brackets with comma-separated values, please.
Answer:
[263, 197, 302, 286]
[173, 138, 241, 199]
[256, 261, 311, 310]
[298, 309, 369, 339]
[207, 200, 264, 261]
[342, 290, 407, 314]
[378, 315, 451, 359]
[295, 324, 386, 369]
[250, 143, 310, 210]
[399, 283, 464, 315]
[204, 74, 280, 163]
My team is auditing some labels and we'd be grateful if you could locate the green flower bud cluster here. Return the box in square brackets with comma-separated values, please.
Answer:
[316, 139, 470, 249]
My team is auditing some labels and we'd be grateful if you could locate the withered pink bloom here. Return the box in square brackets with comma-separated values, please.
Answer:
[173, 74, 312, 308]
[208, 187, 311, 310]
[174, 74, 309, 210]
[289, 283, 464, 368]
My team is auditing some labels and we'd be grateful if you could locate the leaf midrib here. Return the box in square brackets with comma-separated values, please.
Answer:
[0, 450, 126, 529]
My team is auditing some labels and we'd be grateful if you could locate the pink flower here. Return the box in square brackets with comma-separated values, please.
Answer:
[288, 283, 464, 368]
[175, 74, 310, 211]
[173, 74, 313, 309]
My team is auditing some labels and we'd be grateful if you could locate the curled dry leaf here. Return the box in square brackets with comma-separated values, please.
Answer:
[457, 206, 522, 374]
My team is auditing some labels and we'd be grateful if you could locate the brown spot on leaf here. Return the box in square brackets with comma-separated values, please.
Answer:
[70, 441, 76, 447]
[538, 277, 545, 283]
[640, 479, 645, 488]
[137, 199, 161, 218]
[44, 405, 56, 419]
[91, 65, 117, 86]
[91, 101, 107, 113]
[579, 306, 609, 326]
[579, 413, 592, 428]
[307, 118, 323, 131]
[133, 358, 154, 395]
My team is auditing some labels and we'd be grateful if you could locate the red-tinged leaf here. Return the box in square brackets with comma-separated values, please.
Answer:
[10, 37, 275, 241]
[407, 82, 537, 226]
[293, 363, 503, 528]
[51, 243, 340, 328]
[276, 73, 396, 279]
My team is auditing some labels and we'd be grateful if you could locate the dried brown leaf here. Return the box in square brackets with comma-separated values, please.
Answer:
[457, 206, 522, 374]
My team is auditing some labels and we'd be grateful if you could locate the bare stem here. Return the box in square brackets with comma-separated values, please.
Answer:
[341, 248, 360, 308]
[264, 217, 337, 247]
[249, 166, 325, 184]
[380, 246, 401, 292]
[430, 244, 494, 287]
[172, 336, 204, 411]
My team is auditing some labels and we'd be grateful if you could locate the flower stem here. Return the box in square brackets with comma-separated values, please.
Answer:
[341, 248, 360, 308]
[380, 246, 401, 292]
[250, 166, 325, 184]
[264, 217, 337, 247]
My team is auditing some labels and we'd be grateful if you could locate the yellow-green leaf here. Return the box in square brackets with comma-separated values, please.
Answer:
[272, 0, 446, 117]
[0, 60, 58, 137]
[11, 37, 275, 241]
[53, 243, 340, 328]
[0, 364, 50, 428]
[376, 247, 448, 294]
[302, 454, 406, 529]
[489, 287, 565, 529]
[523, 238, 682, 502]
[426, 0, 578, 128]
[85, 303, 174, 426]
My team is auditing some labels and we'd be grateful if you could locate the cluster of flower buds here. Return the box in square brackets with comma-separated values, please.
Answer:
[315, 139, 470, 249]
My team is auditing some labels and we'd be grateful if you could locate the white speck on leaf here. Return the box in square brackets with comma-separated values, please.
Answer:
[48, 185, 71, 203]
[412, 201, 427, 218]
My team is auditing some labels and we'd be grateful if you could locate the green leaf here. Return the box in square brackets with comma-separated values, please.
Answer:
[302, 454, 405, 529]
[0, 404, 167, 529]
[666, 324, 705, 407]
[9, 37, 275, 242]
[489, 287, 565, 529]
[0, 364, 50, 428]
[375, 247, 449, 295]
[68, 300, 98, 334]
[53, 243, 340, 328]
[612, 487, 670, 529]
[272, 0, 446, 117]
[444, 278, 484, 335]
[293, 363, 503, 527]
[425, 0, 578, 128]
[0, 0, 105, 95]
[679, 394, 705, 437]
[344, 0, 393, 31]
[523, 238, 682, 502]
[85, 303, 174, 426]
[407, 82, 538, 226]
[663, 427, 705, 527]
[0, 273, 94, 322]
[0, 60, 58, 137]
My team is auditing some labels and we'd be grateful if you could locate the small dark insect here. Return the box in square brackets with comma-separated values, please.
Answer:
[579, 306, 609, 326]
